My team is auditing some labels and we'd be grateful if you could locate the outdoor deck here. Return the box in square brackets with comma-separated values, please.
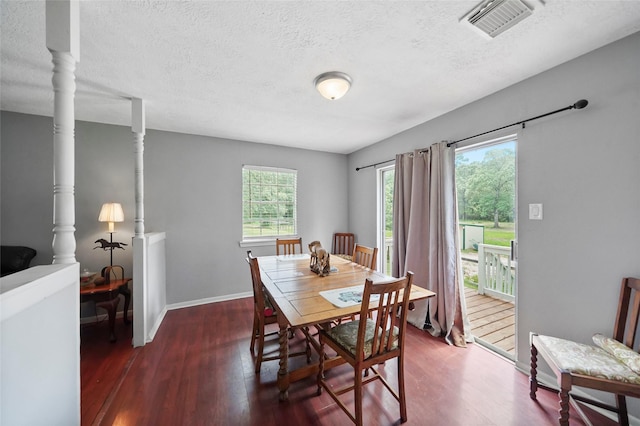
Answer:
[464, 287, 515, 357]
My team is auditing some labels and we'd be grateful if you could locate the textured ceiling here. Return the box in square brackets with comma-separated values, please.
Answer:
[2, 1, 640, 154]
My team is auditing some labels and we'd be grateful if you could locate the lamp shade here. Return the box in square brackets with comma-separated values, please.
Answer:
[98, 203, 124, 233]
[314, 71, 351, 100]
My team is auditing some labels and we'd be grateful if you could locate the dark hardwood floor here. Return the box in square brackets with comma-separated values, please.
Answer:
[81, 298, 618, 425]
[81, 316, 138, 424]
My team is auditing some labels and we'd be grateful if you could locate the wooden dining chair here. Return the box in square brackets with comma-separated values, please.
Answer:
[317, 272, 414, 426]
[530, 277, 640, 426]
[247, 251, 310, 373]
[275, 237, 303, 255]
[332, 232, 355, 260]
[94, 265, 130, 339]
[335, 244, 378, 324]
[352, 244, 378, 270]
[100, 264, 124, 283]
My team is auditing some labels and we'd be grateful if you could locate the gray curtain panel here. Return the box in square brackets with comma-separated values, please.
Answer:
[392, 142, 470, 346]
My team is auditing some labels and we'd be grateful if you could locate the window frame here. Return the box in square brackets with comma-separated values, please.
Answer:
[241, 165, 298, 244]
[377, 164, 395, 275]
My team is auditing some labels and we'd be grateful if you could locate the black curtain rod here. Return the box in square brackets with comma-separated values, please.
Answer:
[355, 99, 588, 171]
[355, 158, 395, 171]
[447, 99, 588, 147]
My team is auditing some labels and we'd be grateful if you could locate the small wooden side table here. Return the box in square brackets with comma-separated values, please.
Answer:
[80, 278, 132, 342]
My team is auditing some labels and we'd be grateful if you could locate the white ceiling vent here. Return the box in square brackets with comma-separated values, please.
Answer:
[462, 0, 542, 39]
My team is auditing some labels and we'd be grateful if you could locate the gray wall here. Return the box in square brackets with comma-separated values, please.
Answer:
[1, 112, 348, 305]
[1, 115, 136, 275]
[143, 128, 348, 304]
[347, 30, 640, 385]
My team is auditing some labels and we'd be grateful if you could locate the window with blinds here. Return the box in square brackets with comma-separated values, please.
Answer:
[242, 165, 297, 239]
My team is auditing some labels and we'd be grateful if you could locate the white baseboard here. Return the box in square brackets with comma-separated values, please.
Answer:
[146, 306, 167, 344]
[166, 291, 252, 311]
[81, 292, 251, 344]
[142, 292, 250, 346]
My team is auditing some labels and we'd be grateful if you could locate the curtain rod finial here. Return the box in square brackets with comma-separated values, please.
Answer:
[573, 99, 588, 109]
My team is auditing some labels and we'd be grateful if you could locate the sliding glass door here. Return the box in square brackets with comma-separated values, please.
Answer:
[377, 165, 395, 275]
[456, 135, 517, 359]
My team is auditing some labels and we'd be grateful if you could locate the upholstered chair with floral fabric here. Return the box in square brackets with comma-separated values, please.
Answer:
[530, 277, 640, 426]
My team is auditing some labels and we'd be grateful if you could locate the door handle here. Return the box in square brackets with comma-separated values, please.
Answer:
[510, 240, 517, 261]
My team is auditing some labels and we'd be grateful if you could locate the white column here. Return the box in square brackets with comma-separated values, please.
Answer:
[132, 98, 145, 237]
[132, 97, 146, 346]
[47, 0, 79, 264]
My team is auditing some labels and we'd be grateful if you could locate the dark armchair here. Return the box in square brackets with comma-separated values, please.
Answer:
[1, 246, 37, 277]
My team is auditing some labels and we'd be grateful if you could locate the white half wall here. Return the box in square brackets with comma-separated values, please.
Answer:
[1, 264, 80, 426]
[133, 232, 167, 347]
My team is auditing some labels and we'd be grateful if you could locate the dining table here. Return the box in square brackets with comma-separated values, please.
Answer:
[256, 253, 436, 401]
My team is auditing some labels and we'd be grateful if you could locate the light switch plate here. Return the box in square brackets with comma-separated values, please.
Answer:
[529, 203, 543, 220]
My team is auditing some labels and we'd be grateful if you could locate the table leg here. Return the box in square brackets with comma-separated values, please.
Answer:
[96, 297, 119, 342]
[119, 284, 131, 325]
[277, 318, 290, 401]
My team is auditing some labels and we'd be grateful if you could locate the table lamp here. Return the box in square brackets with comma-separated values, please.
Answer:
[97, 202, 124, 266]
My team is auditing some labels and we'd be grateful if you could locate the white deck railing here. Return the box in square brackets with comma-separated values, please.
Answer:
[385, 239, 515, 303]
[384, 238, 393, 274]
[477, 244, 515, 302]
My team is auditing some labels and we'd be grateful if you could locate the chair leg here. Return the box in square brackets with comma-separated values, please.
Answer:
[250, 313, 258, 354]
[558, 387, 570, 426]
[616, 394, 629, 426]
[529, 343, 538, 400]
[255, 319, 265, 374]
[398, 356, 407, 423]
[317, 337, 324, 396]
[354, 366, 364, 426]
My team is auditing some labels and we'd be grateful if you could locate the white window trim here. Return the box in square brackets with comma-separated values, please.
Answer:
[238, 235, 302, 248]
[241, 165, 298, 244]
[377, 164, 394, 274]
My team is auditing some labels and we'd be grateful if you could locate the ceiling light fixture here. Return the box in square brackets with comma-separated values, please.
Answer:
[314, 71, 352, 100]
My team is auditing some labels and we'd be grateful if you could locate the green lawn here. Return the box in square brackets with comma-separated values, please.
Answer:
[460, 221, 513, 289]
[243, 221, 295, 237]
[461, 220, 514, 247]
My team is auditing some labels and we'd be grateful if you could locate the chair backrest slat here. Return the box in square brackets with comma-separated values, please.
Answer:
[332, 233, 355, 256]
[101, 265, 124, 283]
[613, 277, 640, 351]
[247, 251, 266, 312]
[352, 244, 378, 270]
[276, 238, 303, 255]
[626, 290, 640, 349]
[356, 272, 413, 361]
